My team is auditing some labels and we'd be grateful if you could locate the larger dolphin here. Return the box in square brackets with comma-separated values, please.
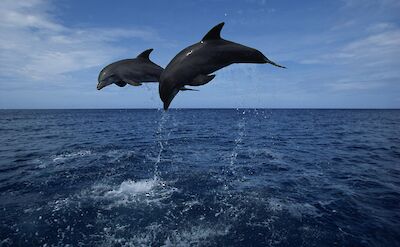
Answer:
[97, 49, 163, 90]
[159, 22, 285, 110]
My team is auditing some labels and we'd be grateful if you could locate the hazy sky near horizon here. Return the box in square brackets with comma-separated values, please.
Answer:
[0, 0, 399, 109]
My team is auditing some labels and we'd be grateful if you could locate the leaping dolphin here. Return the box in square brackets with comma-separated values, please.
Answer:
[97, 49, 163, 90]
[159, 22, 285, 110]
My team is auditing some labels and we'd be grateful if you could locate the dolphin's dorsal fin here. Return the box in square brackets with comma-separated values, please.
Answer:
[137, 48, 153, 59]
[201, 22, 224, 41]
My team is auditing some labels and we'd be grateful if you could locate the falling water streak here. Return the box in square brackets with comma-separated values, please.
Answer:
[153, 109, 168, 180]
[229, 109, 247, 170]
[225, 76, 247, 189]
[220, 109, 248, 223]
[219, 67, 248, 189]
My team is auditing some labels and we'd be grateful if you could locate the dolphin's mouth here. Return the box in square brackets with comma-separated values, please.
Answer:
[97, 80, 112, 90]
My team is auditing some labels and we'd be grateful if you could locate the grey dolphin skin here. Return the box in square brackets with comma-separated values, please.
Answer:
[159, 22, 285, 110]
[97, 49, 163, 90]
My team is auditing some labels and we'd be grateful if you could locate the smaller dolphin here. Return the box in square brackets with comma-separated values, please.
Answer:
[97, 49, 163, 90]
[159, 22, 286, 110]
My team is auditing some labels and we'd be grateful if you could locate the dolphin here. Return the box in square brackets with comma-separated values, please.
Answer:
[159, 22, 285, 110]
[97, 48, 163, 90]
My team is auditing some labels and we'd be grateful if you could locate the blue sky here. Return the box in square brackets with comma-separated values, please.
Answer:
[0, 0, 399, 109]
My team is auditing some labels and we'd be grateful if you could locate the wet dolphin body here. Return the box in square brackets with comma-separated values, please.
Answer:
[97, 49, 163, 90]
[159, 22, 285, 110]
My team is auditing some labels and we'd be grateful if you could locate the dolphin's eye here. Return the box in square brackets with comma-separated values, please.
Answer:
[186, 50, 193, 56]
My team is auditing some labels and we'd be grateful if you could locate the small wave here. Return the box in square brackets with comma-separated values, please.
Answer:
[32, 150, 94, 170]
[267, 198, 320, 219]
[0, 238, 13, 247]
[246, 147, 284, 163]
[46, 149, 138, 167]
[33, 158, 47, 169]
[52, 150, 92, 163]
[103, 149, 137, 163]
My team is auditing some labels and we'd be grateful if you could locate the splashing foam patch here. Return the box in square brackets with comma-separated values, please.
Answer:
[105, 179, 156, 197]
[81, 178, 178, 209]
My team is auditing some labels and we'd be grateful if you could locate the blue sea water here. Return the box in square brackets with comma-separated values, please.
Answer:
[0, 109, 399, 246]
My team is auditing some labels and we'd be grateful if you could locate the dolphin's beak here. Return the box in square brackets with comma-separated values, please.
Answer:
[263, 56, 286, 68]
[97, 82, 104, 90]
[163, 88, 179, 110]
[97, 80, 112, 90]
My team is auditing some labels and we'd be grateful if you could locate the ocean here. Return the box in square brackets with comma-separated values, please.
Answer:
[0, 109, 399, 246]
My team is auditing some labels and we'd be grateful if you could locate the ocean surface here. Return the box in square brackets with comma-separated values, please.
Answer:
[0, 109, 399, 246]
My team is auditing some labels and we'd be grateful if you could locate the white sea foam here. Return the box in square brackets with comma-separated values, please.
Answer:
[182, 199, 201, 213]
[81, 178, 177, 209]
[52, 198, 71, 212]
[48, 178, 177, 215]
[99, 224, 230, 247]
[267, 198, 285, 212]
[105, 179, 156, 197]
[162, 225, 230, 247]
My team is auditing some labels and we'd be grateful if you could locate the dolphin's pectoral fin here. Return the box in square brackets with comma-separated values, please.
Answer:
[115, 81, 127, 87]
[188, 74, 215, 86]
[124, 79, 142, 86]
[130, 82, 142, 86]
[180, 86, 198, 91]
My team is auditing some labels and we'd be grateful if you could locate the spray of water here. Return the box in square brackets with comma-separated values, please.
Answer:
[153, 110, 170, 180]
[226, 109, 247, 187]
[224, 66, 249, 188]
[229, 110, 247, 167]
[143, 83, 158, 103]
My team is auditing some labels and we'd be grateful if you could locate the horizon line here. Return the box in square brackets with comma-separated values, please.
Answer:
[1, 107, 399, 110]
